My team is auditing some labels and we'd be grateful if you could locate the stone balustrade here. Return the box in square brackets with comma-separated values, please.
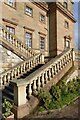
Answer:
[10, 48, 74, 106]
[0, 24, 35, 59]
[0, 53, 44, 87]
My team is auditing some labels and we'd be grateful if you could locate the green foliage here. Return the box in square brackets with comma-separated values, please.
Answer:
[38, 77, 80, 112]
[38, 106, 46, 112]
[2, 99, 14, 118]
[38, 89, 52, 109]
[50, 85, 61, 101]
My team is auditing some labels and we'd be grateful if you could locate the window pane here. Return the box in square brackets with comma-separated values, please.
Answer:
[40, 37, 45, 50]
[25, 6, 32, 16]
[64, 0, 67, 9]
[25, 32, 32, 48]
[64, 21, 69, 28]
[6, 26, 15, 42]
[40, 14, 45, 22]
[6, 26, 15, 34]
[7, 0, 15, 7]
[66, 40, 69, 48]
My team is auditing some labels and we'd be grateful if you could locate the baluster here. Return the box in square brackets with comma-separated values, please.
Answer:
[3, 75, 7, 85]
[33, 57, 36, 67]
[12, 37, 15, 45]
[33, 80, 37, 94]
[41, 73, 44, 87]
[59, 60, 62, 70]
[28, 61, 30, 70]
[28, 83, 32, 97]
[14, 69, 17, 78]
[2, 29, 4, 38]
[17, 67, 20, 76]
[3, 30, 6, 39]
[66, 55, 68, 64]
[0, 27, 2, 37]
[0, 76, 3, 86]
[20, 65, 23, 73]
[58, 61, 60, 71]
[6, 32, 8, 41]
[69, 52, 72, 61]
[45, 71, 48, 83]
[68, 53, 70, 62]
[11, 70, 14, 80]
[62, 58, 64, 67]
[7, 73, 10, 82]
[20, 44, 23, 51]
[48, 68, 51, 80]
[54, 65, 57, 75]
[37, 76, 41, 90]
[25, 50, 28, 57]
[9, 34, 12, 43]
[51, 66, 55, 77]
[23, 63, 26, 72]
[15, 40, 17, 47]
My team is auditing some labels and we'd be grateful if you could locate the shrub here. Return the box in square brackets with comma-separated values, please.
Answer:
[2, 99, 14, 118]
[38, 89, 52, 109]
[50, 85, 61, 101]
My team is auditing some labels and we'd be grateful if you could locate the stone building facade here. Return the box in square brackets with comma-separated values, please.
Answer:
[0, 0, 76, 72]
[49, 1, 76, 57]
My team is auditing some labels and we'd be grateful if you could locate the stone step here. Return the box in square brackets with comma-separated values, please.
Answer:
[2, 95, 13, 103]
[5, 85, 13, 93]
[2, 89, 14, 98]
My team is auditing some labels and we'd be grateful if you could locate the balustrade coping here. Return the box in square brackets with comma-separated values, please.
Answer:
[10, 48, 74, 87]
[0, 24, 35, 55]
[0, 53, 41, 76]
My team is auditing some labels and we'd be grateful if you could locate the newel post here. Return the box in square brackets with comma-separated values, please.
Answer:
[10, 81, 27, 106]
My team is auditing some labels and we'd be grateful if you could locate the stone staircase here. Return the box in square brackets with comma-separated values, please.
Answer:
[8, 48, 75, 118]
[0, 53, 44, 87]
[2, 63, 44, 103]
[0, 24, 35, 60]
[0, 24, 76, 119]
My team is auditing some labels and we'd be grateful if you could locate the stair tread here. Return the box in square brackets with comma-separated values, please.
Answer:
[5, 86, 13, 92]
[3, 95, 13, 103]
[3, 89, 14, 96]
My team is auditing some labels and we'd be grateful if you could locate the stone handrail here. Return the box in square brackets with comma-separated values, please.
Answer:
[0, 24, 35, 59]
[0, 53, 44, 87]
[10, 48, 74, 106]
